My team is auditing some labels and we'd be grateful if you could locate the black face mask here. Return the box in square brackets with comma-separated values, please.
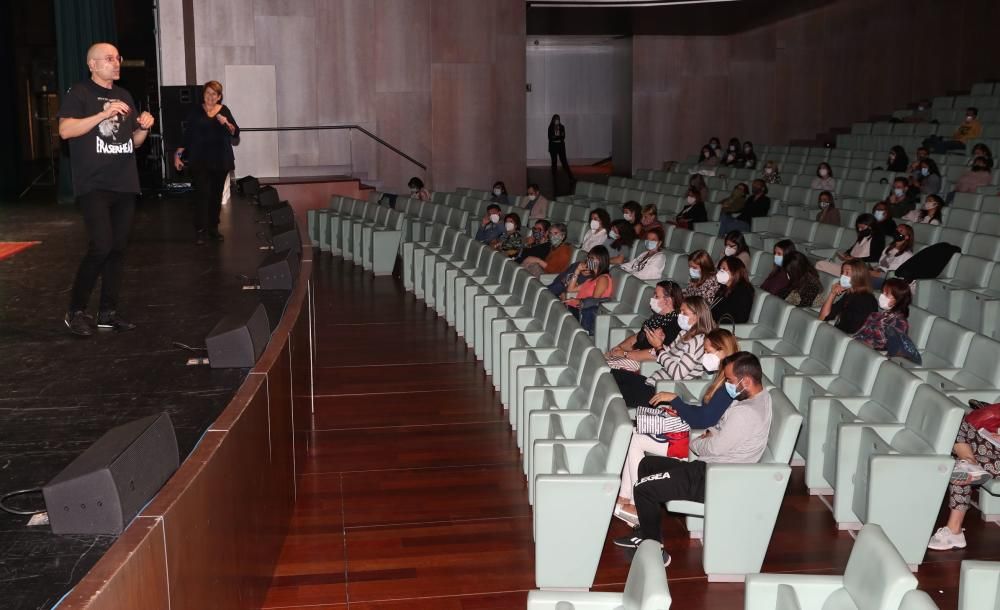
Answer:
[893, 233, 905, 242]
[857, 228, 872, 238]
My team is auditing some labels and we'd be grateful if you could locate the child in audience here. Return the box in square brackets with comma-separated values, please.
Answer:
[606, 280, 684, 365]
[613, 330, 739, 527]
[852, 278, 911, 351]
[819, 259, 878, 335]
[620, 226, 667, 281]
[710, 257, 755, 323]
[682, 250, 720, 302]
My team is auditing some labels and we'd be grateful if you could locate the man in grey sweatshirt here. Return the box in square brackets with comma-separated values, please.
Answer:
[613, 351, 773, 564]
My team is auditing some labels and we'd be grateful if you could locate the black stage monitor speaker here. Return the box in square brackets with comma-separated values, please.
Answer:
[258, 250, 300, 291]
[205, 301, 271, 368]
[43, 413, 179, 535]
[271, 224, 302, 255]
[258, 185, 281, 208]
[268, 202, 295, 227]
[236, 175, 260, 197]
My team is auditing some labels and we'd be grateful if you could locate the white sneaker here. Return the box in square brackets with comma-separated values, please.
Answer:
[951, 460, 993, 485]
[927, 526, 967, 551]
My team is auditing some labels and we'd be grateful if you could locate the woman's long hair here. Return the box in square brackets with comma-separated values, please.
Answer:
[703, 330, 740, 400]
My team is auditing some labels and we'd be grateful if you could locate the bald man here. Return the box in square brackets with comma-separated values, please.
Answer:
[58, 42, 154, 336]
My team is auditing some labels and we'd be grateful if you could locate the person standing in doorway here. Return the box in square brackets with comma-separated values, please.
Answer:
[548, 114, 575, 188]
[174, 80, 240, 245]
[58, 42, 155, 337]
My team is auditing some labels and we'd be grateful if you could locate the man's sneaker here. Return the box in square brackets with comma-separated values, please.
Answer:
[96, 311, 136, 332]
[613, 504, 640, 528]
[613, 534, 645, 549]
[64, 311, 94, 337]
[927, 526, 967, 550]
[951, 460, 993, 485]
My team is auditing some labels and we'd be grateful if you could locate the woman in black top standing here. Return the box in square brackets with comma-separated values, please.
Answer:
[175, 80, 240, 244]
[548, 114, 575, 186]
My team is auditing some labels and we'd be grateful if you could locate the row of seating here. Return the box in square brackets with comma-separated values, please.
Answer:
[305, 197, 404, 275]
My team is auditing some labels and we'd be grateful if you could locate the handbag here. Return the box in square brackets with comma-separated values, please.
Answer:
[635, 406, 691, 435]
[967, 404, 1000, 431]
[885, 325, 922, 364]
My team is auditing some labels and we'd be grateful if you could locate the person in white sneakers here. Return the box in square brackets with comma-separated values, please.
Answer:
[928, 418, 998, 550]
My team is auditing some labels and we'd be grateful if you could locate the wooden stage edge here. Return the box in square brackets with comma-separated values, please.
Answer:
[56, 237, 315, 609]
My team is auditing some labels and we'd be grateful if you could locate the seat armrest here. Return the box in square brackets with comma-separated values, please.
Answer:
[744, 574, 845, 610]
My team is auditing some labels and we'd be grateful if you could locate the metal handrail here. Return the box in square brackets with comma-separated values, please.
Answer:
[239, 124, 426, 170]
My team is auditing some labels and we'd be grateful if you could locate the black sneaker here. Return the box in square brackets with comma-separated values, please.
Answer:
[64, 311, 94, 337]
[96, 311, 136, 332]
[613, 534, 645, 549]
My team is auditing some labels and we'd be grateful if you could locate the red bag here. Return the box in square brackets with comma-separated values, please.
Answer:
[966, 404, 1000, 431]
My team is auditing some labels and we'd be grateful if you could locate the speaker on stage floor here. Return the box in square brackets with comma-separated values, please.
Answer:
[270, 222, 302, 255]
[267, 202, 295, 227]
[258, 185, 281, 208]
[43, 413, 179, 535]
[205, 301, 271, 369]
[236, 175, 260, 197]
[258, 249, 300, 291]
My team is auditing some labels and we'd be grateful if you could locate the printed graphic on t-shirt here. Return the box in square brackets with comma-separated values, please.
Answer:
[95, 98, 133, 155]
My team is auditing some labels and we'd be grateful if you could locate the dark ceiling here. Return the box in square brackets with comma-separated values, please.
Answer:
[527, 0, 837, 36]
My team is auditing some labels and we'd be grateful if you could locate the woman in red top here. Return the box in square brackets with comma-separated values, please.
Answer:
[563, 245, 614, 334]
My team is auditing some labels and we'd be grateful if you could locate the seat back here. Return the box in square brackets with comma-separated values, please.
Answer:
[782, 308, 823, 354]
[958, 335, 1000, 388]
[906, 306, 937, 349]
[842, 524, 918, 610]
[585, 398, 631, 474]
[762, 389, 804, 464]
[622, 540, 673, 610]
[921, 318, 975, 367]
[893, 384, 965, 455]
[757, 294, 793, 335]
[861, 361, 923, 423]
[809, 324, 852, 372]
[831, 341, 882, 395]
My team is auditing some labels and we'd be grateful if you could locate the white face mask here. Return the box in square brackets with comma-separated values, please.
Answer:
[716, 270, 731, 285]
[493, 187, 502, 196]
[608, 230, 619, 240]
[686, 196, 696, 205]
[724, 246, 737, 256]
[688, 267, 701, 280]
[645, 240, 658, 251]
[701, 352, 721, 372]
[819, 168, 829, 177]
[410, 188, 418, 194]
[878, 293, 892, 310]
[920, 167, 929, 177]
[528, 194, 537, 201]
[820, 200, 830, 209]
[504, 221, 515, 232]
[489, 213, 500, 223]
[764, 167, 774, 174]
[624, 212, 634, 222]
[677, 313, 692, 331]
[839, 275, 852, 289]
[966, 115, 975, 122]
[649, 297, 663, 314]
[893, 188, 905, 197]
[590, 219, 600, 230]
[923, 200, 935, 211]
[874, 210, 886, 221]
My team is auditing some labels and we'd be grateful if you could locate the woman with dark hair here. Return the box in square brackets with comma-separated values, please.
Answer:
[490, 180, 509, 205]
[870, 224, 914, 288]
[708, 136, 721, 155]
[911, 158, 941, 195]
[720, 230, 751, 269]
[710, 257, 755, 323]
[408, 176, 430, 201]
[817, 213, 884, 275]
[742, 141, 758, 169]
[622, 200, 642, 235]
[761, 160, 782, 184]
[606, 279, 684, 365]
[969, 143, 994, 169]
[886, 176, 918, 219]
[491, 212, 523, 257]
[621, 226, 667, 281]
[815, 190, 841, 226]
[698, 145, 719, 169]
[886, 146, 909, 172]
[563, 245, 614, 334]
[853, 279, 912, 351]
[872, 201, 897, 238]
[722, 137, 743, 167]
[902, 194, 944, 225]
[605, 219, 636, 265]
[953, 156, 993, 196]
[761, 240, 796, 296]
[682, 250, 720, 302]
[811, 162, 836, 191]
[174, 79, 240, 244]
[674, 187, 708, 230]
[819, 259, 878, 335]
[782, 251, 823, 307]
[581, 208, 612, 251]
[548, 114, 574, 183]
[689, 174, 709, 202]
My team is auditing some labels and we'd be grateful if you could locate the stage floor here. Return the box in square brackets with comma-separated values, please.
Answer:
[0, 190, 288, 609]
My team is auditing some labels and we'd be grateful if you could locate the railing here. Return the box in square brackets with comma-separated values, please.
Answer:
[240, 124, 426, 171]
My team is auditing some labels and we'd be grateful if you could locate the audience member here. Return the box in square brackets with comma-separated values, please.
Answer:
[902, 100, 932, 123]
[640, 204, 664, 233]
[683, 250, 720, 302]
[581, 208, 611, 251]
[689, 174, 709, 202]
[886, 145, 909, 172]
[722, 138, 743, 167]
[562, 245, 613, 334]
[475, 203, 505, 243]
[886, 176, 919, 218]
[674, 187, 708, 230]
[707, 136, 722, 155]
[761, 240, 796, 296]
[606, 280, 684, 365]
[924, 107, 982, 153]
[620, 226, 667, 281]
[613, 331, 739, 526]
[819, 259, 878, 335]
[490, 181, 509, 205]
[906, 146, 930, 177]
[491, 212, 523, 256]
[816, 213, 884, 274]
[605, 220, 636, 265]
[515, 218, 551, 264]
[521, 222, 572, 278]
[811, 162, 836, 191]
[614, 352, 772, 567]
[870, 224, 914, 288]
[524, 183, 549, 221]
[782, 251, 823, 307]
[968, 143, 994, 169]
[902, 194, 943, 225]
[951, 156, 992, 197]
[408, 176, 430, 201]
[717, 183, 749, 231]
[815, 190, 841, 226]
[852, 278, 912, 351]
[623, 200, 642, 235]
[742, 141, 758, 169]
[761, 160, 782, 184]
[711, 257, 755, 323]
[698, 145, 720, 169]
[911, 158, 942, 195]
[872, 201, 897, 237]
[719, 230, 751, 269]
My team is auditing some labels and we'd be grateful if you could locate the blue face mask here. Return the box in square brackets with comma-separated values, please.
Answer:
[839, 274, 852, 289]
[532, 230, 545, 241]
[920, 167, 929, 177]
[689, 267, 701, 280]
[645, 240, 658, 251]
[774, 254, 784, 267]
[725, 380, 741, 399]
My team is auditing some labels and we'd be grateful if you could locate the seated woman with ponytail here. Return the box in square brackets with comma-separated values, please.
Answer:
[613, 329, 739, 527]
[606, 280, 684, 367]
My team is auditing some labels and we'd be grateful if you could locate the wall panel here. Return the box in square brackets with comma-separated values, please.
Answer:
[431, 64, 495, 191]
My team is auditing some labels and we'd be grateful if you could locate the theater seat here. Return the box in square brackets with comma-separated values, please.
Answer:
[744, 524, 917, 610]
[959, 560, 1000, 610]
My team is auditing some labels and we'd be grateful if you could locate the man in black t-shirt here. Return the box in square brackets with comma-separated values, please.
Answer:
[57, 42, 155, 336]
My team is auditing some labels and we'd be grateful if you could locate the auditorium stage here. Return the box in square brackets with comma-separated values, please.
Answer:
[0, 190, 288, 609]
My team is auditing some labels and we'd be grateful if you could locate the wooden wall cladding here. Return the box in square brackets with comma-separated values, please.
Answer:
[58, 261, 314, 610]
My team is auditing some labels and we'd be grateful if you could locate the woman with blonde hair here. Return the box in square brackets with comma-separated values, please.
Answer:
[614, 329, 739, 526]
[174, 79, 240, 244]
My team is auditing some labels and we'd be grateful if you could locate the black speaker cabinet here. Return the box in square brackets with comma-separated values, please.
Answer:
[271, 225, 302, 255]
[258, 185, 281, 208]
[43, 413, 179, 535]
[268, 202, 295, 227]
[236, 175, 260, 197]
[205, 301, 271, 368]
[258, 250, 300, 290]
[161, 85, 204, 181]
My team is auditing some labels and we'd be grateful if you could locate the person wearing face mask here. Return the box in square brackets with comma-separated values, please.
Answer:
[870, 225, 914, 289]
[818, 213, 884, 276]
[489, 181, 509, 205]
[562, 246, 614, 334]
[742, 141, 758, 169]
[871, 201, 897, 237]
[902, 194, 943, 225]
[814, 190, 841, 226]
[717, 183, 749, 232]
[722, 137, 743, 167]
[515, 219, 552, 264]
[620, 227, 667, 281]
[708, 137, 721, 154]
[781, 251, 823, 307]
[475, 203, 505, 243]
[682, 250, 720, 302]
[718, 231, 751, 269]
[903, 100, 931, 124]
[819, 259, 878, 335]
[548, 114, 575, 186]
[490, 212, 523, 256]
[673, 187, 708, 230]
[605, 220, 636, 265]
[688, 174, 709, 202]
[924, 107, 982, 153]
[407, 176, 430, 201]
[613, 330, 740, 527]
[607, 280, 684, 365]
[952, 156, 993, 196]
[524, 183, 550, 221]
[622, 200, 643, 236]
[709, 257, 755, 323]
[761, 240, 796, 296]
[968, 144, 994, 169]
[581, 208, 611, 252]
[639, 204, 664, 233]
[614, 352, 772, 564]
[886, 146, 909, 173]
[907, 146, 930, 176]
[611, 296, 717, 407]
[886, 176, 918, 218]
[521, 222, 572, 278]
[811, 163, 836, 191]
[723, 180, 771, 235]
[852, 279, 912, 351]
[698, 145, 720, 169]
[760, 160, 782, 185]
[910, 158, 941, 195]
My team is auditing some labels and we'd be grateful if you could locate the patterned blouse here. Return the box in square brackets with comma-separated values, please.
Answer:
[498, 231, 523, 253]
[853, 311, 909, 351]
[683, 277, 721, 303]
